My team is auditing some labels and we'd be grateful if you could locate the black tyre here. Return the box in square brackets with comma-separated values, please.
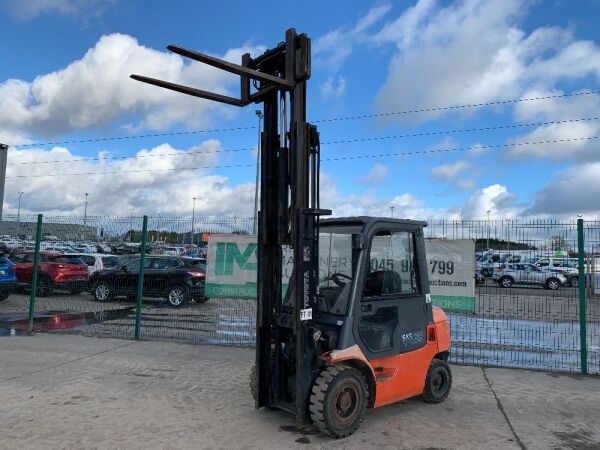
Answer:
[167, 285, 188, 307]
[0, 291, 9, 302]
[93, 282, 113, 302]
[198, 296, 209, 304]
[499, 276, 513, 288]
[569, 276, 579, 288]
[249, 365, 258, 401]
[309, 365, 368, 439]
[547, 278, 560, 290]
[37, 276, 54, 297]
[422, 358, 452, 404]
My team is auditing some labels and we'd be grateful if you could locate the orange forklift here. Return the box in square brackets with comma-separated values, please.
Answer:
[132, 28, 451, 438]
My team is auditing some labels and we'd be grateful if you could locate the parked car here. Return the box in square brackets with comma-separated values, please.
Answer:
[530, 257, 579, 287]
[11, 251, 89, 296]
[475, 271, 485, 285]
[0, 255, 16, 301]
[492, 263, 567, 290]
[90, 256, 206, 307]
[62, 253, 121, 276]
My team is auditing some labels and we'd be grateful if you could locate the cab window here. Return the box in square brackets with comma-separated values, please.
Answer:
[364, 231, 420, 298]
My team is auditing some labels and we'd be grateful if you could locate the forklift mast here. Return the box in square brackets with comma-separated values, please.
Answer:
[131, 29, 328, 426]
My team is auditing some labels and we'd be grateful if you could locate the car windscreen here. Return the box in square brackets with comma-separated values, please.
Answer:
[51, 256, 86, 265]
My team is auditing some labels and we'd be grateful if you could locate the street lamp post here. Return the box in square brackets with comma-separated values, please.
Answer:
[17, 191, 24, 225]
[390, 205, 395, 218]
[191, 197, 196, 245]
[486, 209, 491, 250]
[83, 193, 89, 233]
[253, 110, 263, 235]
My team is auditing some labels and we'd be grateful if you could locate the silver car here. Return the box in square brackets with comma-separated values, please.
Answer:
[492, 263, 567, 290]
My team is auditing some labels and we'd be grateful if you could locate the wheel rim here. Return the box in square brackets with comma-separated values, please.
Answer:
[549, 280, 559, 290]
[502, 278, 511, 287]
[95, 284, 109, 301]
[571, 278, 578, 287]
[169, 288, 184, 305]
[332, 382, 360, 427]
[432, 368, 448, 394]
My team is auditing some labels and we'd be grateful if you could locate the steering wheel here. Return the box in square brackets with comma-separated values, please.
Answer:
[331, 272, 352, 287]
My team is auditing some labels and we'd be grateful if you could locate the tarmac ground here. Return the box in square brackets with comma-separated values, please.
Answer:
[1, 334, 599, 449]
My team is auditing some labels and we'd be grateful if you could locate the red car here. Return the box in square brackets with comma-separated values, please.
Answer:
[11, 251, 89, 296]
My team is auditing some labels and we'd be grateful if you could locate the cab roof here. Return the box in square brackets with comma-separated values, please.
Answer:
[320, 216, 427, 228]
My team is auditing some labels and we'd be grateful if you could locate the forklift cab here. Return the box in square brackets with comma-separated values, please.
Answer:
[316, 217, 434, 358]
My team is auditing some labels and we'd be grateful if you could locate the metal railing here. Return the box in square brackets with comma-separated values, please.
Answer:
[0, 216, 597, 375]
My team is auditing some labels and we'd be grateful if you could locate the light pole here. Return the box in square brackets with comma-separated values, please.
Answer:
[17, 191, 24, 224]
[83, 193, 89, 230]
[390, 205, 395, 218]
[191, 197, 196, 245]
[253, 110, 263, 235]
[486, 209, 491, 250]
[506, 219, 512, 253]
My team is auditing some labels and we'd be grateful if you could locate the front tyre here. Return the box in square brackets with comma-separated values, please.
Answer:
[309, 365, 368, 439]
[167, 285, 188, 307]
[422, 358, 452, 404]
[499, 276, 513, 288]
[0, 291, 9, 301]
[93, 282, 113, 302]
[547, 278, 560, 290]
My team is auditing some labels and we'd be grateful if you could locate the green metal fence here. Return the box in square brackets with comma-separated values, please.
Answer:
[0, 215, 597, 375]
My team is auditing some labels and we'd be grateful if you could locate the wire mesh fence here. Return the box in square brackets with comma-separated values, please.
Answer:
[0, 215, 597, 374]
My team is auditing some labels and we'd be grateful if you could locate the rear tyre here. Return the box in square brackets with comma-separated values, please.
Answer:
[249, 365, 258, 401]
[37, 277, 53, 297]
[0, 291, 9, 301]
[309, 365, 368, 439]
[422, 358, 452, 404]
[167, 285, 188, 307]
[93, 282, 113, 302]
[499, 276, 513, 288]
[547, 278, 560, 290]
[569, 276, 579, 288]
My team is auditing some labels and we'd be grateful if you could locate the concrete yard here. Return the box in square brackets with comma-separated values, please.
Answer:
[1, 335, 599, 449]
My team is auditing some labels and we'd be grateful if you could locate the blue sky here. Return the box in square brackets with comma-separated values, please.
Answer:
[1, 0, 600, 219]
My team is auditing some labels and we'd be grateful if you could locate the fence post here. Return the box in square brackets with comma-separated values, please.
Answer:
[27, 214, 43, 333]
[577, 218, 588, 375]
[134, 215, 148, 340]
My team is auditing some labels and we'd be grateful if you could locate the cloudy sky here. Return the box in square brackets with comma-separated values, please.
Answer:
[1, 0, 600, 220]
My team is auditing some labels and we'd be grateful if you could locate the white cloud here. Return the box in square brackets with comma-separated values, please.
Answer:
[431, 160, 475, 191]
[461, 184, 522, 219]
[431, 160, 471, 181]
[3, 140, 255, 217]
[356, 163, 389, 185]
[528, 162, 600, 217]
[373, 0, 600, 125]
[508, 89, 600, 161]
[3, 0, 117, 20]
[314, 2, 391, 73]
[320, 75, 347, 99]
[0, 33, 265, 140]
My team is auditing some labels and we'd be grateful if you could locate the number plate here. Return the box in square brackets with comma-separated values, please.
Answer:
[300, 308, 312, 321]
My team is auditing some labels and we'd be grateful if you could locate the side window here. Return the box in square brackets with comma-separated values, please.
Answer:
[151, 259, 171, 269]
[364, 231, 419, 298]
[552, 259, 564, 267]
[537, 259, 549, 267]
[25, 253, 36, 263]
[11, 253, 26, 263]
[491, 254, 500, 262]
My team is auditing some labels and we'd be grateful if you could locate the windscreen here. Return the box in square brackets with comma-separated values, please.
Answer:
[317, 226, 359, 315]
